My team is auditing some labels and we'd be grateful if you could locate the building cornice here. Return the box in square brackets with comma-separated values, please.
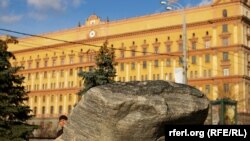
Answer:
[13, 16, 244, 54]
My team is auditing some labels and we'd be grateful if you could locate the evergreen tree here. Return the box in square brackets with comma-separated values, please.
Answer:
[0, 39, 37, 141]
[78, 41, 116, 95]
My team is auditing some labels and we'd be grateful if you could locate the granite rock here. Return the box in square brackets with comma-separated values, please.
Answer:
[58, 80, 209, 141]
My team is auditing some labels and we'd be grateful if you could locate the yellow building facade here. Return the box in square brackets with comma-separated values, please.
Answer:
[3, 0, 250, 133]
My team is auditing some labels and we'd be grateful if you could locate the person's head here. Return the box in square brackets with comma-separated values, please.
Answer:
[58, 115, 68, 126]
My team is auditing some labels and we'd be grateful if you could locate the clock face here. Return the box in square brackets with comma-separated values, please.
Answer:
[89, 30, 96, 38]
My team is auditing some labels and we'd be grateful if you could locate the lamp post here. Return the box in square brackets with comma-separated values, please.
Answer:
[161, 0, 188, 84]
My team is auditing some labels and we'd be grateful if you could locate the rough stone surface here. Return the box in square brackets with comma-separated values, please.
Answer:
[59, 80, 209, 141]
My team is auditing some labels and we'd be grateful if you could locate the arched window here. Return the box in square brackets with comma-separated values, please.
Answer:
[223, 9, 227, 17]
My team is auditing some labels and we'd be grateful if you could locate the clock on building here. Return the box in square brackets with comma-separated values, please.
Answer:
[89, 30, 96, 38]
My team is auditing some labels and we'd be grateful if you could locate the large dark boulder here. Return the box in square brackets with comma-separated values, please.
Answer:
[58, 80, 209, 141]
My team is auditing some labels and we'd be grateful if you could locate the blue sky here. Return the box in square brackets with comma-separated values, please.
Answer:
[0, 0, 212, 37]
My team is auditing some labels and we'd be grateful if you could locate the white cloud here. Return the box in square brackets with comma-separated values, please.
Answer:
[0, 15, 22, 23]
[27, 0, 66, 11]
[28, 12, 47, 21]
[198, 0, 212, 6]
[0, 0, 9, 8]
[26, 0, 86, 11]
[72, 0, 85, 7]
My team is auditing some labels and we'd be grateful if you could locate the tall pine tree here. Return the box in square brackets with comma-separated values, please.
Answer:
[0, 39, 36, 141]
[78, 41, 116, 95]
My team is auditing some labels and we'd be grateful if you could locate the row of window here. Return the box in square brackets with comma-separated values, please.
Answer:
[27, 69, 75, 80]
[32, 94, 73, 103]
[118, 68, 231, 82]
[33, 105, 73, 115]
[26, 81, 76, 91]
[119, 52, 229, 71]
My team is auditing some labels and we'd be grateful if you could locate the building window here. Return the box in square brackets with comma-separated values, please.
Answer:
[205, 41, 210, 48]
[60, 70, 64, 77]
[44, 60, 48, 67]
[166, 45, 171, 53]
[49, 106, 54, 114]
[35, 72, 39, 79]
[27, 73, 31, 80]
[205, 85, 210, 94]
[131, 62, 135, 70]
[166, 59, 171, 67]
[69, 94, 72, 101]
[61, 58, 64, 65]
[79, 67, 83, 73]
[191, 56, 196, 64]
[59, 94, 63, 102]
[154, 47, 159, 54]
[191, 42, 196, 50]
[69, 57, 74, 64]
[178, 43, 183, 51]
[52, 70, 56, 78]
[179, 57, 183, 66]
[89, 66, 94, 72]
[205, 54, 210, 63]
[120, 63, 124, 71]
[59, 106, 63, 114]
[153, 74, 155, 80]
[131, 49, 135, 57]
[143, 48, 147, 56]
[223, 68, 229, 76]
[36, 62, 40, 68]
[34, 96, 37, 103]
[154, 60, 159, 68]
[223, 9, 228, 17]
[223, 52, 229, 61]
[42, 106, 45, 114]
[52, 59, 56, 66]
[28, 62, 32, 69]
[120, 50, 125, 58]
[222, 24, 228, 32]
[79, 56, 83, 63]
[208, 69, 212, 77]
[223, 83, 229, 93]
[33, 107, 37, 115]
[143, 61, 147, 69]
[68, 105, 72, 114]
[195, 71, 198, 78]
[190, 71, 193, 79]
[157, 74, 160, 80]
[69, 69, 73, 76]
[165, 73, 168, 80]
[222, 38, 229, 46]
[204, 70, 207, 77]
[44, 71, 47, 78]
[169, 73, 172, 80]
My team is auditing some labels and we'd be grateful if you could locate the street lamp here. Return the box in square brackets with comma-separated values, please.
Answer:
[161, 0, 188, 84]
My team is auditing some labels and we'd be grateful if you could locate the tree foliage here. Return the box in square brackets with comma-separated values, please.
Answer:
[78, 41, 116, 95]
[0, 39, 37, 141]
